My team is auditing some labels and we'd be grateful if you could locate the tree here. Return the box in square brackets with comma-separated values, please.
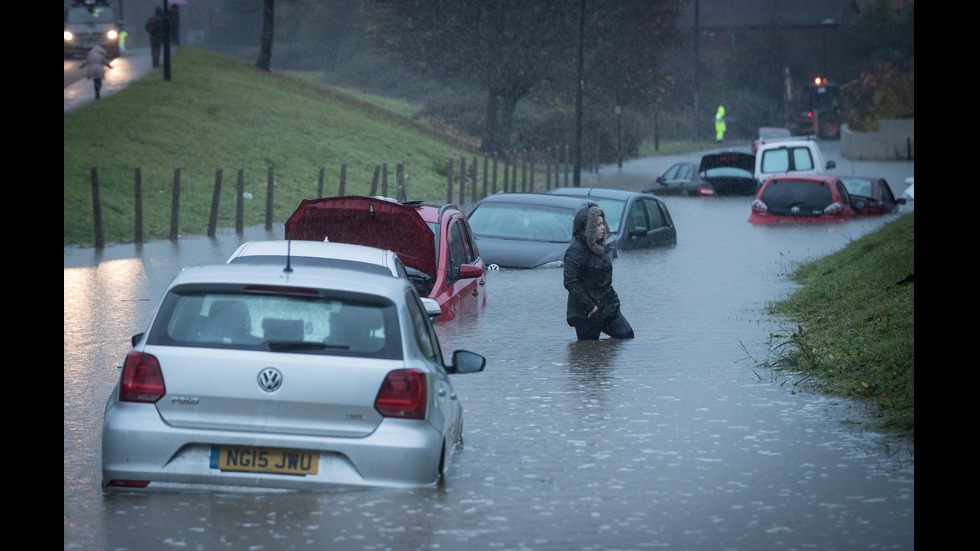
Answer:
[363, 0, 682, 154]
[256, 0, 275, 71]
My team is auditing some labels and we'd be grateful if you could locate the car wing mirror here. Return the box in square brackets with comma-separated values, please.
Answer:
[459, 264, 483, 279]
[826, 160, 836, 169]
[420, 298, 442, 320]
[448, 350, 486, 374]
[131, 333, 144, 348]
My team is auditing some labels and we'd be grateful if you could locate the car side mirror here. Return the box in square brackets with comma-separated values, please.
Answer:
[131, 333, 144, 347]
[459, 264, 483, 279]
[826, 160, 836, 169]
[420, 298, 442, 320]
[448, 350, 486, 374]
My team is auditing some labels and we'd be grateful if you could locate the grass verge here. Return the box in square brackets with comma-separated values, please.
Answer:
[766, 212, 914, 439]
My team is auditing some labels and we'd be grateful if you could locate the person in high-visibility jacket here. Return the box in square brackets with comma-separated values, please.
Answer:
[715, 105, 726, 142]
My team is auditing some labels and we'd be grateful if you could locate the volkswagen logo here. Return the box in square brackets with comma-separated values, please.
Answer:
[790, 205, 801, 214]
[257, 367, 283, 392]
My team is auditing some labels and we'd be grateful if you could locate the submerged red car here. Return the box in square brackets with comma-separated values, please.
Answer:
[285, 196, 486, 322]
[839, 176, 906, 215]
[748, 175, 857, 224]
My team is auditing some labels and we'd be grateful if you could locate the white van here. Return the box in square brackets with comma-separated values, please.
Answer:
[755, 140, 836, 183]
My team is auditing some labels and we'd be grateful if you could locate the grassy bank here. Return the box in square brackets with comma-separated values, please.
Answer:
[64, 47, 477, 247]
[65, 47, 732, 248]
[767, 212, 914, 439]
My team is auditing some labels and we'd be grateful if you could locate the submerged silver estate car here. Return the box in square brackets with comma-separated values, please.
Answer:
[101, 263, 486, 491]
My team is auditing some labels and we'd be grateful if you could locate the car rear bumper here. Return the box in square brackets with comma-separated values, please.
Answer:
[101, 400, 447, 491]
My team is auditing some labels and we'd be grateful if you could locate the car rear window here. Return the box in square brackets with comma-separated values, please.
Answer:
[760, 180, 833, 217]
[147, 285, 402, 359]
[760, 147, 815, 175]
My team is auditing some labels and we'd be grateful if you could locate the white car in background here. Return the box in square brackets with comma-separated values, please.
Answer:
[755, 139, 836, 184]
[102, 263, 486, 491]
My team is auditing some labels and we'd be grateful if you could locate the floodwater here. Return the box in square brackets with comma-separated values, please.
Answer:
[65, 147, 914, 550]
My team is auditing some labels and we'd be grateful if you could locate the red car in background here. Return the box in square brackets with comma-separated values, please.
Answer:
[839, 176, 906, 215]
[748, 175, 857, 224]
[752, 127, 793, 154]
[285, 196, 487, 322]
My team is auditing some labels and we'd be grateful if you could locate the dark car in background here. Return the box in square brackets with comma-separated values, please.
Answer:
[548, 187, 676, 250]
[65, 0, 122, 59]
[748, 175, 857, 224]
[644, 152, 758, 197]
[839, 176, 905, 215]
[466, 193, 600, 269]
[284, 196, 486, 322]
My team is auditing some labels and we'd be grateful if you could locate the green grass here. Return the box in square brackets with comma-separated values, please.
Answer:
[65, 47, 741, 247]
[767, 212, 914, 438]
[64, 47, 474, 247]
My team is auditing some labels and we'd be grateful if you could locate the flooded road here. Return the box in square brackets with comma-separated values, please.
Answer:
[65, 145, 914, 550]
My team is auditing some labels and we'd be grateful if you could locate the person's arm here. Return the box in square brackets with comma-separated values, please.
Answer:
[563, 247, 596, 317]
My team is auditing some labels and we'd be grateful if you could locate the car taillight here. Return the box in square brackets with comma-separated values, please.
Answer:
[119, 352, 165, 403]
[751, 199, 768, 213]
[375, 369, 427, 419]
[823, 202, 843, 215]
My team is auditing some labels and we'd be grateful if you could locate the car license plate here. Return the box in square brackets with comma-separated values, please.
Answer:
[210, 446, 319, 475]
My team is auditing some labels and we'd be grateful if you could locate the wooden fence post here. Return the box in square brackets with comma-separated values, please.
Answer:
[370, 164, 381, 196]
[491, 154, 498, 195]
[503, 153, 510, 193]
[208, 168, 222, 237]
[521, 152, 527, 193]
[338, 163, 347, 196]
[317, 167, 324, 198]
[169, 167, 181, 241]
[471, 155, 478, 203]
[265, 166, 274, 231]
[134, 166, 143, 244]
[446, 158, 454, 203]
[459, 156, 466, 205]
[396, 162, 406, 202]
[91, 166, 104, 248]
[382, 163, 389, 197]
[528, 149, 535, 193]
[482, 155, 489, 200]
[236, 168, 244, 235]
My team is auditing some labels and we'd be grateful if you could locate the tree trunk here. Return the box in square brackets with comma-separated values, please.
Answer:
[256, 0, 275, 71]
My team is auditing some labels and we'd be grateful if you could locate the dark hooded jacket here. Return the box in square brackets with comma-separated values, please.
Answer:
[564, 205, 620, 327]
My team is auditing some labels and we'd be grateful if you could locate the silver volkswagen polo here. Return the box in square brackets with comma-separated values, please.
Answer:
[101, 262, 486, 491]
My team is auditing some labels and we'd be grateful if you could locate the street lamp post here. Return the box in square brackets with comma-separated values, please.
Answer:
[162, 0, 171, 81]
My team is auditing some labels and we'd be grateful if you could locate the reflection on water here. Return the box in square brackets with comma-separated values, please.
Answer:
[66, 184, 913, 550]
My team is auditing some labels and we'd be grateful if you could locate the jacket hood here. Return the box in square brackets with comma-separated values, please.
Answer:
[572, 205, 605, 255]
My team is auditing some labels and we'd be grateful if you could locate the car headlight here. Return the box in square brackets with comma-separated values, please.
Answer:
[65, 31, 74, 41]
[107, 29, 118, 40]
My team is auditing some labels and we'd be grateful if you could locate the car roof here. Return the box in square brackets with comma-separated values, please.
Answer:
[170, 263, 409, 298]
[765, 174, 840, 185]
[227, 240, 402, 277]
[549, 187, 656, 201]
[755, 139, 821, 152]
[471, 193, 597, 209]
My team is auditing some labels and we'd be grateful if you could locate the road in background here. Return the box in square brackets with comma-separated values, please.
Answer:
[65, 47, 162, 114]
